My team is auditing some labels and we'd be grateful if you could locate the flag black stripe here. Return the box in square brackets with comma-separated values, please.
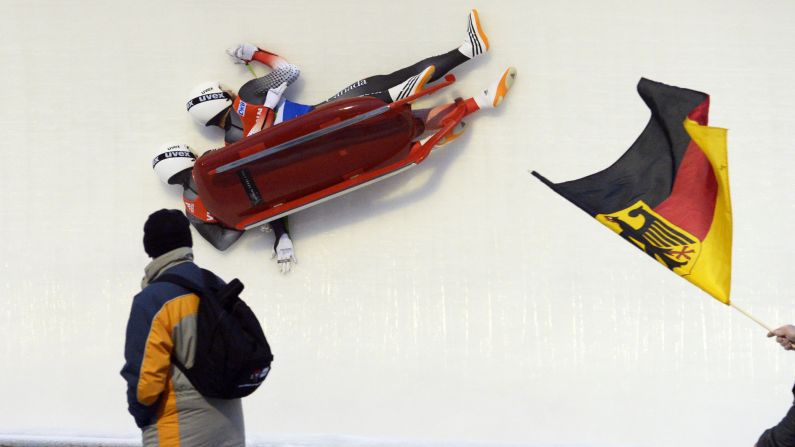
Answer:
[530, 79, 709, 216]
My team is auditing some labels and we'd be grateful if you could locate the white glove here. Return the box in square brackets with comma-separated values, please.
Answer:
[273, 234, 297, 274]
[226, 43, 258, 64]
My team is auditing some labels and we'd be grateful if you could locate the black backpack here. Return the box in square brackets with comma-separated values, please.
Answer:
[153, 269, 273, 399]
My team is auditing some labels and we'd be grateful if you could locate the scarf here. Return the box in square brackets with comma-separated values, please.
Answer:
[141, 247, 194, 289]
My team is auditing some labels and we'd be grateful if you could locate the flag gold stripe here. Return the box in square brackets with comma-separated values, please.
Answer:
[681, 119, 732, 304]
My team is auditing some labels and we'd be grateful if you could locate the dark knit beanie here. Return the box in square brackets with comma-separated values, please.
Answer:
[143, 209, 193, 258]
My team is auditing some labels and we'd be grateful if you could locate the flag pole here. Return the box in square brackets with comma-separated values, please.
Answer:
[729, 302, 773, 333]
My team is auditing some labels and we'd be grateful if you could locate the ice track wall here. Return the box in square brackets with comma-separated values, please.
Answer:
[2, 1, 795, 446]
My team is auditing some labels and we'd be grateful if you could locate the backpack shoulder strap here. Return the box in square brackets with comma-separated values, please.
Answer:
[154, 269, 244, 309]
[152, 273, 203, 296]
[198, 268, 245, 309]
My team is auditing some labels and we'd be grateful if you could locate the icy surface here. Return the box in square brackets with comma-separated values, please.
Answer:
[2, 0, 795, 446]
[0, 434, 594, 447]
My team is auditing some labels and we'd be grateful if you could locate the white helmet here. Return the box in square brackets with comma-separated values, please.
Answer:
[152, 143, 197, 184]
[186, 81, 233, 127]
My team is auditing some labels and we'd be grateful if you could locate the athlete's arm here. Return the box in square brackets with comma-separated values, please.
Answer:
[188, 217, 245, 251]
[228, 43, 298, 72]
[252, 48, 292, 70]
[181, 178, 245, 250]
[269, 217, 290, 248]
[239, 61, 300, 102]
[269, 218, 296, 273]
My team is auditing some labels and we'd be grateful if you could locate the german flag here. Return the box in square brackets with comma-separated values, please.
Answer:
[532, 79, 732, 304]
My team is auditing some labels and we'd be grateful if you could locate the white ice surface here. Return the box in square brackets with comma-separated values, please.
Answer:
[2, 0, 795, 446]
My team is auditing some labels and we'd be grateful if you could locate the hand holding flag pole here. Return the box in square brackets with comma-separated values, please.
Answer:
[765, 324, 795, 351]
[727, 302, 794, 348]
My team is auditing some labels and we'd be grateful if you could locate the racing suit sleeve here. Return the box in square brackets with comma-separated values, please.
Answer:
[269, 217, 290, 251]
[251, 49, 293, 70]
[238, 52, 300, 104]
[188, 214, 245, 251]
[182, 178, 245, 251]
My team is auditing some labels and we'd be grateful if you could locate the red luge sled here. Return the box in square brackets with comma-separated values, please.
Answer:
[193, 74, 465, 231]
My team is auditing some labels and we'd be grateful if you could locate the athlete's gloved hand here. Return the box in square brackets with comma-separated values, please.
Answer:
[226, 43, 258, 64]
[272, 233, 297, 274]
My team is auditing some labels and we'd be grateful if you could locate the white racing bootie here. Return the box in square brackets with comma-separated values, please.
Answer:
[475, 67, 517, 109]
[388, 65, 436, 102]
[458, 9, 490, 59]
[437, 121, 467, 146]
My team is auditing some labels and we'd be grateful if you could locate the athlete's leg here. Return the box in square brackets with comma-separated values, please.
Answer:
[413, 103, 460, 131]
[383, 6, 491, 87]
[357, 49, 467, 97]
[414, 67, 516, 145]
[416, 66, 517, 130]
[469, 66, 516, 110]
[323, 9, 490, 104]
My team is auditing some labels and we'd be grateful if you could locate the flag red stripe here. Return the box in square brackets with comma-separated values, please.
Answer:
[653, 140, 718, 240]
[688, 97, 710, 126]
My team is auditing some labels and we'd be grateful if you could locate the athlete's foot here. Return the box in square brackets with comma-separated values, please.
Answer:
[437, 121, 467, 146]
[388, 65, 435, 101]
[458, 9, 490, 59]
[475, 67, 517, 109]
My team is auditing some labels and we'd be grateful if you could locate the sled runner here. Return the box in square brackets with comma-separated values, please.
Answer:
[192, 74, 465, 230]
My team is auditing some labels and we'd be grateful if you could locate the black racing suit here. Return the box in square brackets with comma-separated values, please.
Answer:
[758, 384, 795, 447]
[325, 49, 468, 103]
